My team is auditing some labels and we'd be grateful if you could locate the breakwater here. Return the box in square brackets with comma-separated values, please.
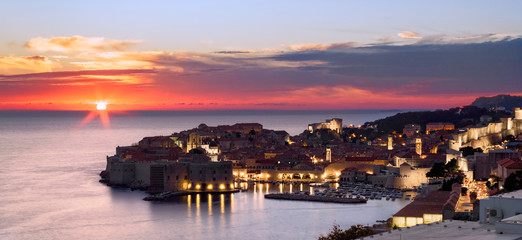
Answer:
[265, 193, 367, 204]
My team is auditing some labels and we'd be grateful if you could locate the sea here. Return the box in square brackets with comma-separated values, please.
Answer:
[0, 110, 412, 240]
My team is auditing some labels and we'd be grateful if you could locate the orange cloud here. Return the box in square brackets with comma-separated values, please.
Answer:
[70, 51, 187, 72]
[397, 31, 422, 39]
[0, 55, 59, 74]
[286, 42, 359, 51]
[25, 35, 141, 52]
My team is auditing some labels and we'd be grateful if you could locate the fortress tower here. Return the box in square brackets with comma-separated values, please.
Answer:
[415, 138, 422, 155]
[515, 107, 522, 120]
[326, 147, 332, 162]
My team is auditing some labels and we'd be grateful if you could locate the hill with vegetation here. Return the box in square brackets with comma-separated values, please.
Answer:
[360, 106, 509, 140]
[471, 94, 522, 110]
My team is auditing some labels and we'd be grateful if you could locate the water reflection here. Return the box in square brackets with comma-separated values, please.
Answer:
[242, 182, 323, 194]
[220, 194, 225, 214]
[131, 184, 409, 240]
[196, 194, 200, 217]
[145, 182, 407, 222]
[187, 195, 191, 217]
[208, 194, 213, 215]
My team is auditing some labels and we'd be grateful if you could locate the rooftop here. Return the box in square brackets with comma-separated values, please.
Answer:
[393, 191, 452, 218]
[367, 220, 521, 240]
[497, 158, 522, 169]
[493, 189, 522, 199]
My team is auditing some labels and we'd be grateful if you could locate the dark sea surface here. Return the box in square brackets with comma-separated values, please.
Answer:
[0, 110, 413, 240]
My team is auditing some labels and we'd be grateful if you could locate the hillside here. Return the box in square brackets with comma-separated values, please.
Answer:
[363, 106, 493, 137]
[471, 94, 522, 110]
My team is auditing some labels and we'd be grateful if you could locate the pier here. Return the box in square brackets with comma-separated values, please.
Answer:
[264, 193, 367, 204]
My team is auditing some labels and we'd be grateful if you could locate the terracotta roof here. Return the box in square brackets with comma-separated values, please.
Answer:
[498, 158, 522, 169]
[393, 191, 452, 217]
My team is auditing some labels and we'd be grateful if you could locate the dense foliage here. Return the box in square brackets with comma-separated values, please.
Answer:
[440, 174, 464, 191]
[363, 106, 493, 137]
[426, 159, 459, 178]
[504, 170, 522, 192]
[459, 146, 483, 157]
[302, 128, 342, 146]
[486, 175, 500, 190]
[318, 224, 374, 240]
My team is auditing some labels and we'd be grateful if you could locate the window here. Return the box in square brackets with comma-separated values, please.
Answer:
[225, 177, 227, 180]
[213, 177, 216, 181]
[176, 176, 179, 180]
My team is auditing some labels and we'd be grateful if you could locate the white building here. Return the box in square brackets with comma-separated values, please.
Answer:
[479, 190, 522, 224]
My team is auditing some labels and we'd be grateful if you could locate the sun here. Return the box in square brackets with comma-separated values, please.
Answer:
[96, 102, 107, 110]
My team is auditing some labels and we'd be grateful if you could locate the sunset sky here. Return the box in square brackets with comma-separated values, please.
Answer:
[1, 0, 521, 110]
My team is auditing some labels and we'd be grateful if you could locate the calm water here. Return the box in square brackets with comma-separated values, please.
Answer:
[0, 110, 410, 240]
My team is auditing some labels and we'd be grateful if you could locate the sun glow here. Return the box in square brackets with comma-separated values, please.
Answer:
[96, 102, 107, 110]
[76, 101, 112, 129]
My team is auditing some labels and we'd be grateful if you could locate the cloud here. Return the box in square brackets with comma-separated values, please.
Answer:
[0, 69, 156, 86]
[0, 55, 59, 74]
[286, 42, 359, 51]
[0, 69, 155, 79]
[415, 33, 520, 45]
[215, 51, 252, 54]
[269, 38, 522, 95]
[398, 31, 422, 39]
[375, 36, 396, 44]
[25, 35, 141, 52]
[2, 35, 522, 110]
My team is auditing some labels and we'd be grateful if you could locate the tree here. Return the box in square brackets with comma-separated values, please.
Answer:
[440, 173, 464, 191]
[445, 159, 459, 173]
[318, 224, 374, 240]
[459, 146, 482, 157]
[504, 170, 522, 192]
[486, 175, 500, 190]
[503, 135, 516, 143]
[426, 162, 446, 178]
[426, 159, 460, 178]
[460, 147, 474, 157]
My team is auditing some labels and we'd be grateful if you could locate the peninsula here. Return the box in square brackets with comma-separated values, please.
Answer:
[100, 98, 522, 215]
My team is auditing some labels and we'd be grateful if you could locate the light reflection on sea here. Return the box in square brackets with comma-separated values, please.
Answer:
[0, 110, 411, 240]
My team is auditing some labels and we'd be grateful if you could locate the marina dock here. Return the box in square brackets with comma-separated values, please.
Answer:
[264, 193, 367, 204]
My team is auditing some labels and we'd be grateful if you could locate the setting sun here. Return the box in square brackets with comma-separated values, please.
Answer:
[96, 102, 107, 110]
